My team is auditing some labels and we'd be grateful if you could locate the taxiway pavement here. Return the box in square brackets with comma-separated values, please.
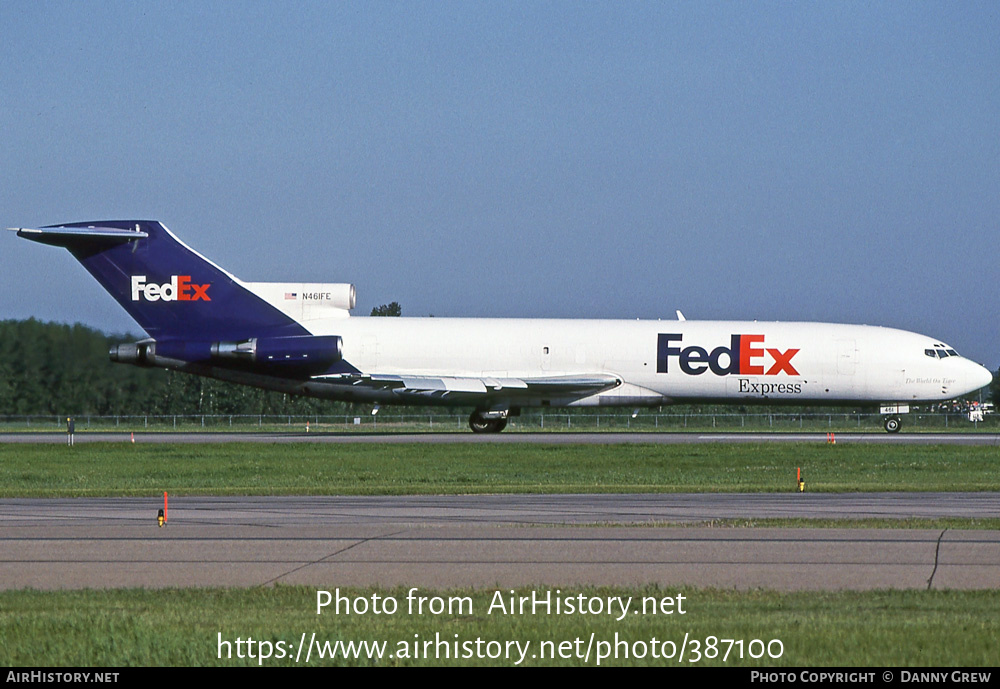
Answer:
[2, 494, 997, 591]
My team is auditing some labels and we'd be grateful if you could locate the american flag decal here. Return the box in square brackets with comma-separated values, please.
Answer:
[285, 292, 297, 300]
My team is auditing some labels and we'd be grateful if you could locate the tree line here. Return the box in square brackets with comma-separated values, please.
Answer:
[0, 318, 993, 417]
[0, 319, 354, 417]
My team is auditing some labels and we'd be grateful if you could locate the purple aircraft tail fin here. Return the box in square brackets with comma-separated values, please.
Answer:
[16, 221, 308, 341]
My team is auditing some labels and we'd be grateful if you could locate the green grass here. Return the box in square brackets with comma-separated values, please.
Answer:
[3, 444, 998, 667]
[1, 586, 997, 666]
[0, 442, 997, 497]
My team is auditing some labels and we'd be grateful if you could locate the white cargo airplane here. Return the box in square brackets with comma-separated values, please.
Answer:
[11, 221, 993, 432]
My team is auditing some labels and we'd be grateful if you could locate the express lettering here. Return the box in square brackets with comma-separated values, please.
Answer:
[130, 275, 211, 302]
[737, 379, 803, 395]
[657, 334, 799, 376]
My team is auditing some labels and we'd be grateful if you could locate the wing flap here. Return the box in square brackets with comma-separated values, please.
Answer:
[326, 372, 620, 397]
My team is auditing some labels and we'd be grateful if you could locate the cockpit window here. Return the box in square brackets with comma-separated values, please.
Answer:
[926, 345, 961, 359]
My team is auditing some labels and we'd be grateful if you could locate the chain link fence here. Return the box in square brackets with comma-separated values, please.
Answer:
[1, 410, 995, 433]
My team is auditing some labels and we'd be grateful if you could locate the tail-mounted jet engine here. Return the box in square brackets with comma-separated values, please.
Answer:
[210, 335, 343, 371]
[111, 335, 343, 374]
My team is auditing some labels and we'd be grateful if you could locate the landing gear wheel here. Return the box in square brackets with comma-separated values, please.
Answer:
[883, 416, 901, 433]
[469, 414, 508, 433]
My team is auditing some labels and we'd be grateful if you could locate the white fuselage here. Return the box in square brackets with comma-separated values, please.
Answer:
[300, 317, 992, 408]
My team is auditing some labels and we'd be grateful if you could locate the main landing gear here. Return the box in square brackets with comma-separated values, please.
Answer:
[883, 416, 902, 433]
[469, 411, 508, 433]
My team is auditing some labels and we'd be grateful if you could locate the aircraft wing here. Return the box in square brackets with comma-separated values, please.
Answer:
[319, 372, 621, 399]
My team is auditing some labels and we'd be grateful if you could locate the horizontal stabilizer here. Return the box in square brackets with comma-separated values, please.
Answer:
[10, 225, 148, 248]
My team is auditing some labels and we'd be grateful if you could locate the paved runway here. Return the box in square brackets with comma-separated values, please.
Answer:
[2, 494, 997, 591]
[3, 431, 1000, 444]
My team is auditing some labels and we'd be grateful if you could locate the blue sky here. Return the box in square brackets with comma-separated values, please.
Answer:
[2, 2, 998, 367]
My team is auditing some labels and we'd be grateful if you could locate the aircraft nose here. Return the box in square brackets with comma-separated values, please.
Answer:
[966, 360, 994, 392]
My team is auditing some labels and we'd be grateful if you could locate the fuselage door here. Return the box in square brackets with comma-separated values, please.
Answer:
[360, 335, 379, 369]
[836, 339, 857, 376]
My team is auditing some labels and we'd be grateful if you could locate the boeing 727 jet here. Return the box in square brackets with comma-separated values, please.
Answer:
[11, 221, 993, 432]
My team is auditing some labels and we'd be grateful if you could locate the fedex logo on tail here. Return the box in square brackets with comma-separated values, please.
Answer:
[657, 334, 799, 376]
[130, 275, 211, 302]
